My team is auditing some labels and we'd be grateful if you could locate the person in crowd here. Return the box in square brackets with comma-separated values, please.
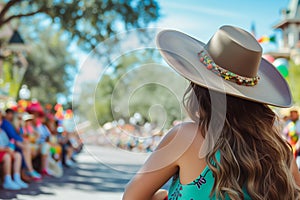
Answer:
[0, 112, 28, 190]
[44, 113, 64, 177]
[282, 106, 300, 169]
[31, 112, 51, 176]
[60, 130, 76, 168]
[1, 110, 41, 180]
[283, 106, 300, 155]
[20, 113, 40, 159]
[61, 110, 81, 167]
[5, 108, 15, 123]
[45, 113, 62, 162]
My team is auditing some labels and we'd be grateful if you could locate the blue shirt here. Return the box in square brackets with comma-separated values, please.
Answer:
[0, 129, 10, 147]
[1, 119, 23, 142]
[36, 124, 51, 143]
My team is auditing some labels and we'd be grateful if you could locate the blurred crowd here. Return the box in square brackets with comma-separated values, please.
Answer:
[106, 125, 164, 153]
[0, 100, 83, 190]
[102, 106, 300, 168]
[100, 120, 182, 153]
[279, 106, 300, 168]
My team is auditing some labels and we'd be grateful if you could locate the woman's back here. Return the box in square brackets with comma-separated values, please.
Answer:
[174, 123, 206, 185]
[167, 122, 252, 200]
[167, 123, 217, 199]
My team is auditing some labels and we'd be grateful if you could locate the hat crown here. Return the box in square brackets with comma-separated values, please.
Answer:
[205, 25, 262, 78]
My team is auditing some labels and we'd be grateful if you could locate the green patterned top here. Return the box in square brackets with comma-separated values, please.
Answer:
[168, 151, 251, 199]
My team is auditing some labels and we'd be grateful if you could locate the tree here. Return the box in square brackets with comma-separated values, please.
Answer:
[0, 0, 160, 50]
[92, 49, 187, 128]
[21, 22, 76, 104]
[286, 61, 300, 104]
[0, 0, 160, 103]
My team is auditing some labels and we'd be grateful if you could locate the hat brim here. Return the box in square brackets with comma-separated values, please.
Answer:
[156, 30, 292, 108]
[23, 117, 34, 121]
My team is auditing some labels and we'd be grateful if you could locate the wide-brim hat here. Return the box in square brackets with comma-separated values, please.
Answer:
[156, 25, 292, 107]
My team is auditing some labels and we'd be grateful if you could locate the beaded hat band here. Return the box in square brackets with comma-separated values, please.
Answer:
[198, 50, 260, 86]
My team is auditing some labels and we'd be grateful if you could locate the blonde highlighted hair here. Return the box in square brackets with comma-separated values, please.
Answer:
[183, 82, 300, 200]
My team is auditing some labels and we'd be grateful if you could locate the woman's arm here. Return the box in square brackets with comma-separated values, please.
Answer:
[123, 123, 197, 200]
[151, 189, 168, 200]
[123, 129, 178, 200]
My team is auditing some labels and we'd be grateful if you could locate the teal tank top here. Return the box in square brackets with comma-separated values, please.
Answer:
[168, 151, 251, 199]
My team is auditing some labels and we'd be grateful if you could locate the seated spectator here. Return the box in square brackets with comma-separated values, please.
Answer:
[44, 114, 64, 177]
[0, 113, 28, 190]
[45, 114, 62, 162]
[62, 113, 80, 167]
[1, 111, 41, 180]
[20, 113, 40, 159]
[32, 113, 51, 176]
[282, 106, 300, 155]
[56, 123, 75, 168]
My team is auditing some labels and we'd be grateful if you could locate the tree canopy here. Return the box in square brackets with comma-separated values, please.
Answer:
[0, 0, 160, 104]
[0, 0, 160, 50]
[286, 61, 300, 104]
[20, 20, 77, 104]
[84, 49, 188, 128]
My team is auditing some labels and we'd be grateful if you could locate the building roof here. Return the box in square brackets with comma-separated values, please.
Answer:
[273, 0, 300, 29]
[273, 19, 300, 29]
[266, 51, 290, 59]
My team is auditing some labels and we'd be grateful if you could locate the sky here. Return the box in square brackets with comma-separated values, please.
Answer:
[156, 0, 290, 51]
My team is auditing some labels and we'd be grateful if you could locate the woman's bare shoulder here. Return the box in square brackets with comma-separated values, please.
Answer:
[156, 121, 202, 150]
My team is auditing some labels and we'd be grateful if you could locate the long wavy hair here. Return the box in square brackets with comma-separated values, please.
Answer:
[183, 82, 300, 200]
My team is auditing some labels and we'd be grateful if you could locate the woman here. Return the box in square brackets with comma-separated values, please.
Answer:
[123, 26, 300, 199]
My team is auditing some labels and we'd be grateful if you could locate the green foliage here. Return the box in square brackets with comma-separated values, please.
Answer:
[95, 74, 116, 125]
[0, 53, 28, 98]
[286, 61, 300, 104]
[0, 0, 160, 105]
[21, 24, 77, 104]
[0, 0, 160, 50]
[93, 50, 187, 128]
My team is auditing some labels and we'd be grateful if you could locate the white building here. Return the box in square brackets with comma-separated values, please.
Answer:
[272, 0, 300, 62]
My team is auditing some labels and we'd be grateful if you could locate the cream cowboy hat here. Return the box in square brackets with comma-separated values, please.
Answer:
[156, 25, 292, 107]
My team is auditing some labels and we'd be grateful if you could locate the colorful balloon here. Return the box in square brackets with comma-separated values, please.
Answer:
[273, 58, 289, 68]
[262, 54, 275, 63]
[276, 65, 289, 77]
[273, 58, 289, 77]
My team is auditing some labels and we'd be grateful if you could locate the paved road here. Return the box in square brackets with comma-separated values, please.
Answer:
[0, 145, 170, 200]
